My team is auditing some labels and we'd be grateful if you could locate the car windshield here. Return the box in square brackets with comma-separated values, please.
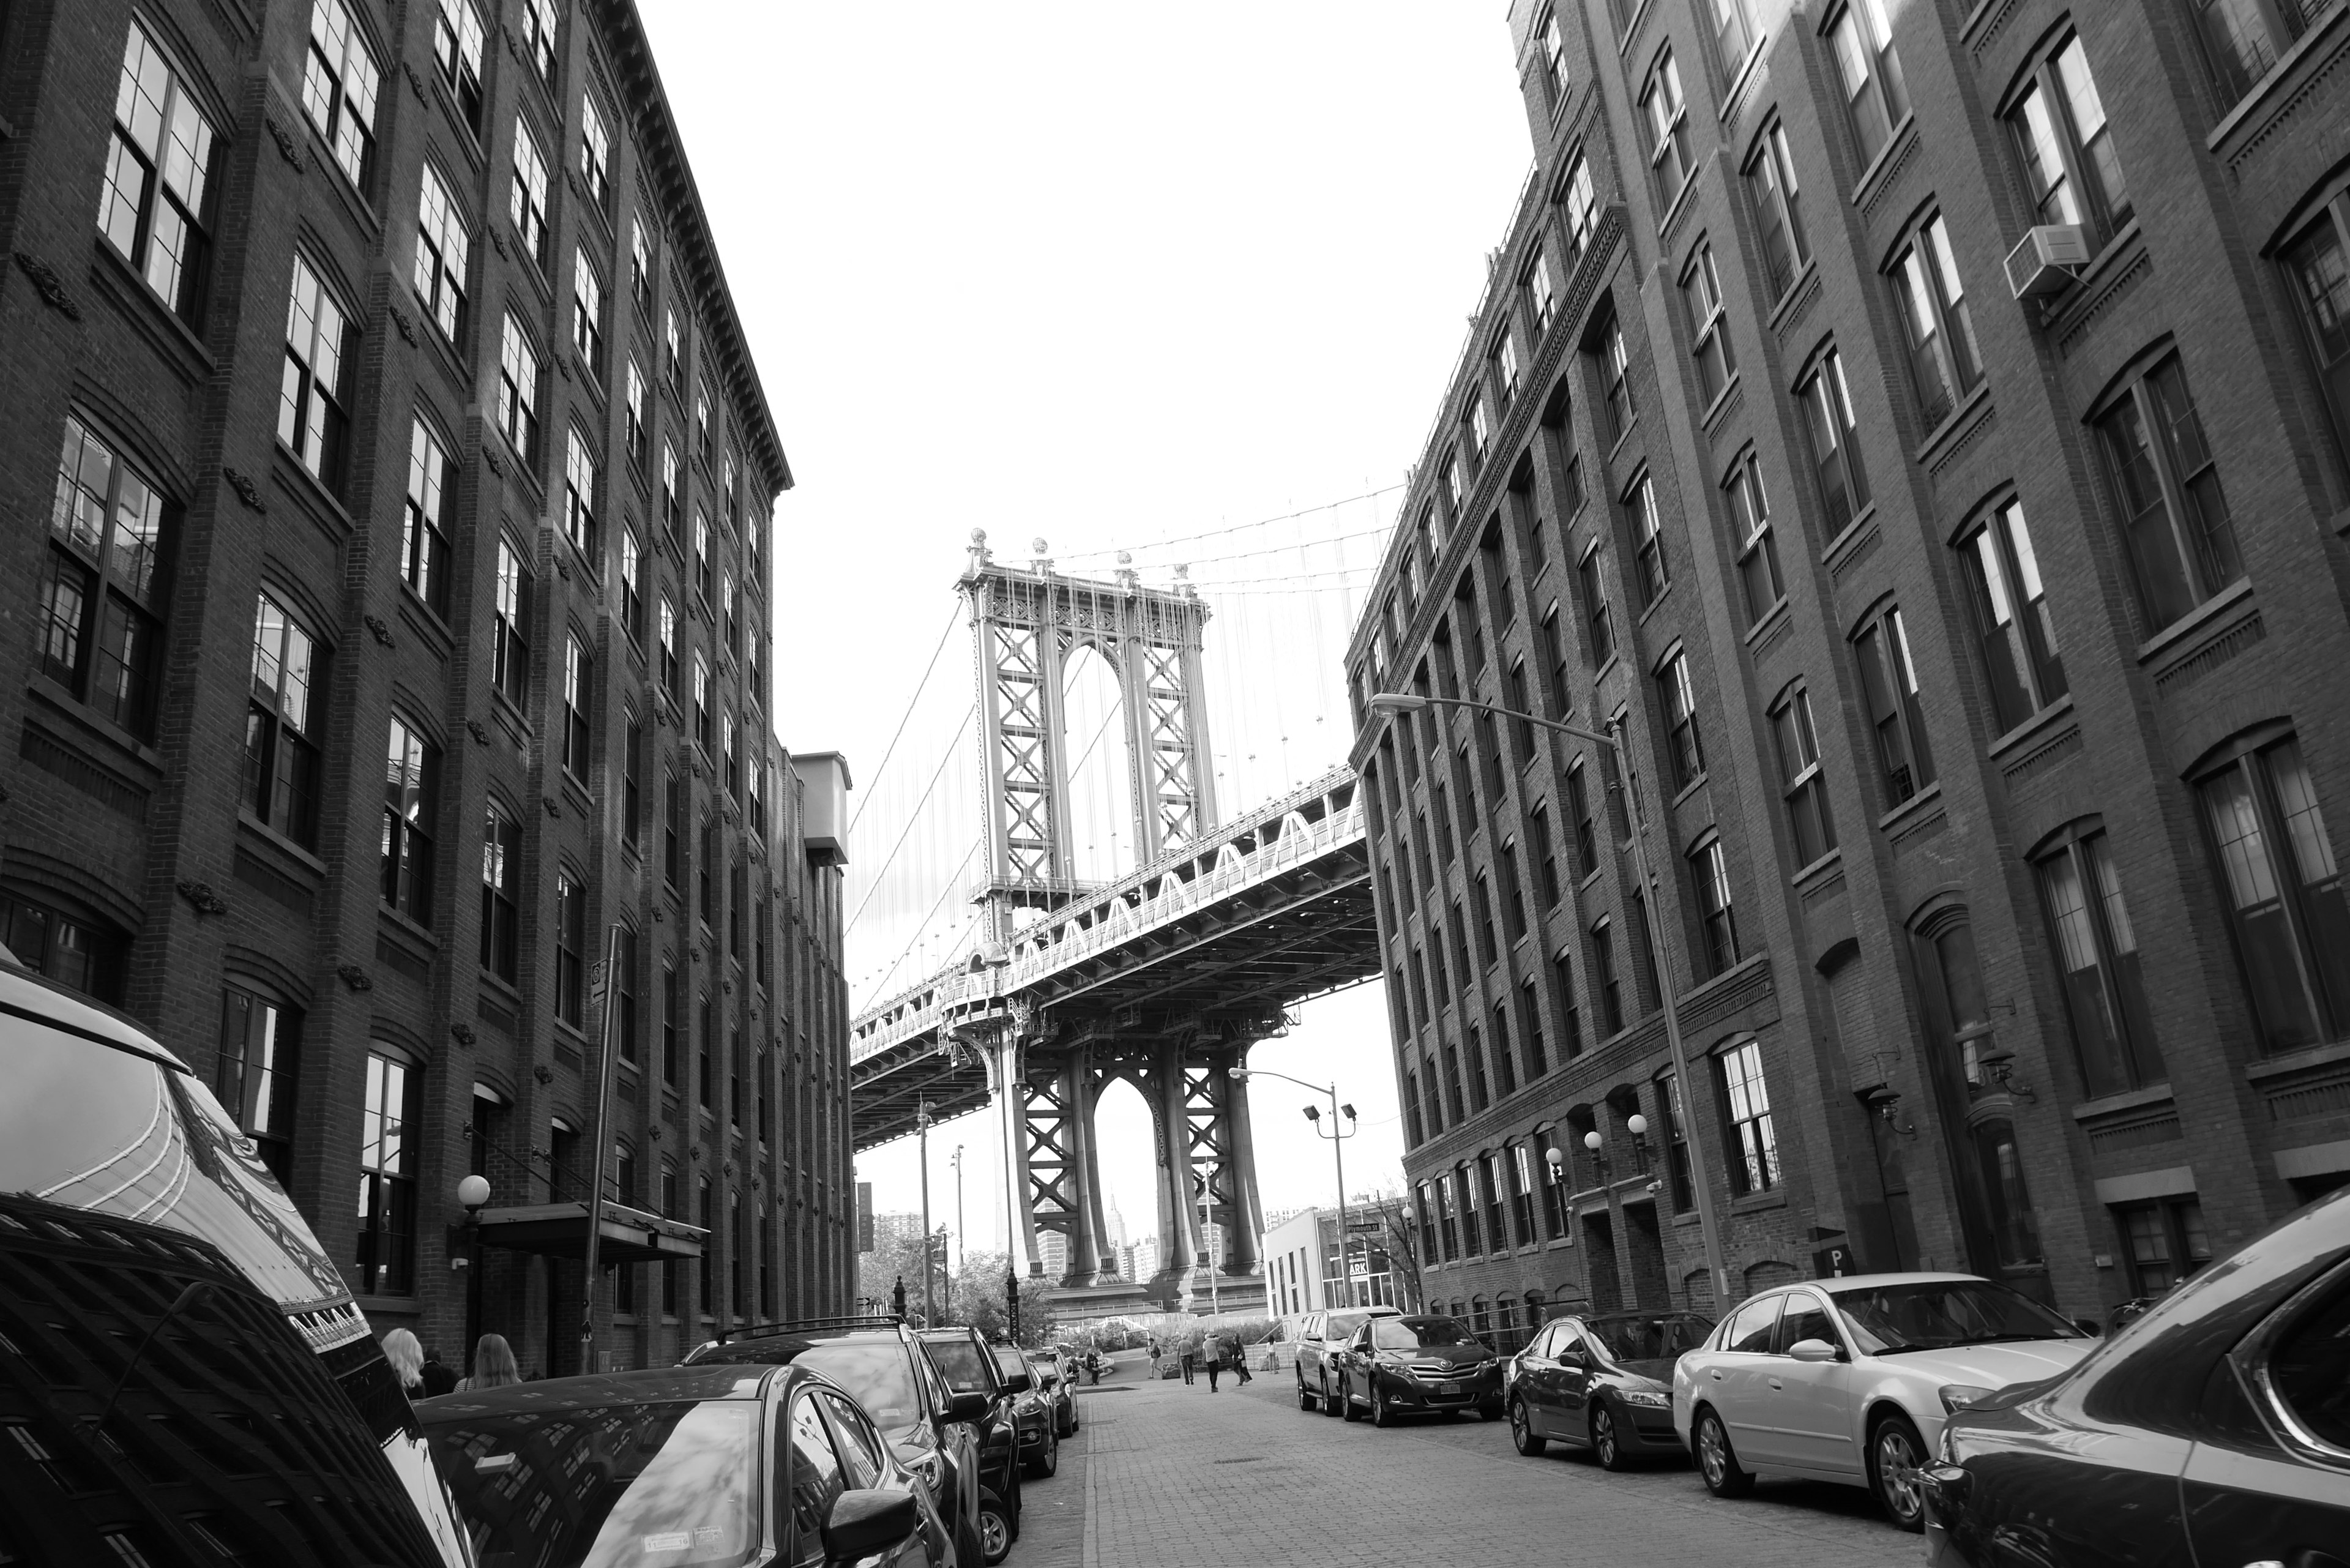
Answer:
[1371, 1317, 1474, 1350]
[923, 1337, 994, 1393]
[429, 1399, 761, 1568]
[1583, 1313, 1714, 1365]
[1832, 1280, 2085, 1353]
[1326, 1310, 1381, 1340]
[794, 1342, 922, 1427]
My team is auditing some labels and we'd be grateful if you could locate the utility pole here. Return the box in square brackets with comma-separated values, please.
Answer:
[917, 1100, 936, 1325]
[952, 1144, 966, 1277]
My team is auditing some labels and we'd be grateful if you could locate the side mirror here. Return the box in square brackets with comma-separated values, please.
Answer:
[823, 1488, 919, 1563]
[946, 1391, 991, 1424]
[1786, 1338, 1841, 1364]
[2072, 1318, 2103, 1337]
[1558, 1343, 1587, 1367]
[1002, 1370, 1031, 1394]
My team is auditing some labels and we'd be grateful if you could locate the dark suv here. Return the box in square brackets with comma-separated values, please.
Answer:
[682, 1318, 996, 1562]
[917, 1327, 1026, 1558]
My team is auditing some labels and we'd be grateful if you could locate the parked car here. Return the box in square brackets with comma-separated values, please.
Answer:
[1333, 1313, 1504, 1425]
[1673, 1271, 2097, 1531]
[918, 1326, 1024, 1558]
[1923, 1186, 2350, 1567]
[682, 1318, 991, 1564]
[991, 1344, 1061, 1477]
[1509, 1310, 1714, 1469]
[424, 1362, 951, 1568]
[0, 960, 474, 1567]
[1031, 1348, 1079, 1437]
[1292, 1304, 1403, 1414]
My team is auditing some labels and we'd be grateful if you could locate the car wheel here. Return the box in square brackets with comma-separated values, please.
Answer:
[1341, 1373, 1363, 1422]
[956, 1510, 985, 1568]
[1868, 1413, 1928, 1533]
[977, 1492, 1012, 1567]
[1591, 1402, 1630, 1473]
[1321, 1375, 1342, 1417]
[1509, 1397, 1546, 1457]
[1297, 1376, 1316, 1413]
[1028, 1429, 1058, 1479]
[1693, 1408, 1754, 1499]
[1370, 1379, 1396, 1429]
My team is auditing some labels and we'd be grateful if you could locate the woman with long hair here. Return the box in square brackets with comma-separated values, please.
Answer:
[457, 1333, 521, 1391]
[381, 1327, 425, 1397]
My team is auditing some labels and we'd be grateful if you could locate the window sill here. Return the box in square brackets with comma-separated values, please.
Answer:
[1699, 372, 1743, 436]
[1655, 172, 1701, 239]
[1875, 781, 1944, 837]
[1669, 773, 1709, 810]
[1742, 595, 1792, 652]
[562, 771, 595, 818]
[2068, 1082, 2176, 1124]
[1606, 422, 1639, 465]
[1820, 502, 1881, 576]
[1848, 112, 1919, 212]
[88, 237, 215, 379]
[356, 1294, 420, 1315]
[1592, 651, 1622, 687]
[1716, 36, 1767, 121]
[236, 810, 327, 884]
[1912, 382, 1992, 467]
[270, 442, 356, 542]
[2134, 577, 2256, 665]
[1614, 0, 1657, 56]
[491, 687, 534, 742]
[298, 118, 384, 242]
[2245, 1037, 2350, 1085]
[1635, 581, 1675, 628]
[1729, 1189, 1788, 1217]
[1764, 258, 1820, 336]
[378, 905, 442, 958]
[1789, 846, 1843, 890]
[24, 676, 163, 777]
[554, 1017, 589, 1048]
[2205, 5, 2350, 152]
[398, 588, 457, 660]
[480, 971, 524, 1007]
[1986, 693, 2078, 765]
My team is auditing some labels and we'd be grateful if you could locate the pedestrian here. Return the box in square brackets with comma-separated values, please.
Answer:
[1180, 1340, 1196, 1385]
[419, 1344, 458, 1398]
[1148, 1339, 1162, 1379]
[381, 1329, 425, 1398]
[457, 1333, 521, 1392]
[1229, 1331, 1252, 1386]
[1205, 1332, 1224, 1393]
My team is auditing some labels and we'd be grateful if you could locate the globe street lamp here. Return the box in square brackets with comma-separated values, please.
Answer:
[1369, 690, 1731, 1312]
[1231, 1067, 1358, 1306]
[457, 1173, 491, 1374]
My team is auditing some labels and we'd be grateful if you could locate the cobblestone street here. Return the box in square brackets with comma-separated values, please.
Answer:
[1012, 1363, 1912, 1567]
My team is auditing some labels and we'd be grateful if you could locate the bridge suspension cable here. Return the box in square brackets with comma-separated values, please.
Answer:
[1055, 483, 1406, 561]
[845, 701, 974, 938]
[846, 600, 963, 838]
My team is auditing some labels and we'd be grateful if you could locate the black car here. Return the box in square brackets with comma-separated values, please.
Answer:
[1923, 1185, 2350, 1568]
[917, 1326, 1026, 1559]
[1334, 1313, 1505, 1425]
[422, 1363, 950, 1568]
[1507, 1310, 1713, 1469]
[682, 1318, 992, 1565]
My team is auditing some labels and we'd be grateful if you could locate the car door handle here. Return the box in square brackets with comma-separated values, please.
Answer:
[1767, 1378, 1783, 1391]
[1709, 1370, 1723, 1381]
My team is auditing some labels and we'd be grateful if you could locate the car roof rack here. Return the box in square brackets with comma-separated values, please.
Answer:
[711, 1313, 903, 1345]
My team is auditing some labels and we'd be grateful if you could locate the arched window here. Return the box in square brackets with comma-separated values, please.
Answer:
[356, 1046, 420, 1296]
[217, 984, 300, 1186]
[2032, 819, 2160, 1095]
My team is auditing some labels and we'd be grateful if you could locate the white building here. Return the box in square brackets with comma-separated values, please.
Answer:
[1262, 1206, 1400, 1319]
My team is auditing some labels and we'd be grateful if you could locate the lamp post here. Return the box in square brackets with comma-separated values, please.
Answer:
[458, 1173, 491, 1375]
[1231, 1067, 1358, 1306]
[1371, 691, 1732, 1312]
[916, 1099, 937, 1326]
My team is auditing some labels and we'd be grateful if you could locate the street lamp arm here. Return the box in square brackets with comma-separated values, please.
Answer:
[1229, 1066, 1331, 1097]
[1368, 691, 1620, 751]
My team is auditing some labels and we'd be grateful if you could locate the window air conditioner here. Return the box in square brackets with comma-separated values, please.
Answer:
[2005, 225, 2091, 302]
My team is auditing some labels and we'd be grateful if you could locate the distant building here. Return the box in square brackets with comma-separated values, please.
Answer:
[1262, 1206, 1400, 1318]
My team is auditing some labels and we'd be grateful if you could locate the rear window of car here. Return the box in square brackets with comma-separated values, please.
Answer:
[1326, 1311, 1377, 1340]
[795, 1341, 923, 1426]
[1724, 1296, 1781, 1353]
[923, 1337, 994, 1394]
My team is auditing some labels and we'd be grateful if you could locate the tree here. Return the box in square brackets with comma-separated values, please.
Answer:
[945, 1249, 1046, 1346]
[1356, 1189, 1425, 1312]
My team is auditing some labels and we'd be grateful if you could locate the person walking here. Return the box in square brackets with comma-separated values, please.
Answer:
[1147, 1338, 1162, 1379]
[457, 1333, 521, 1391]
[418, 1345, 458, 1398]
[1228, 1331, 1253, 1386]
[1179, 1340, 1196, 1385]
[1205, 1332, 1224, 1393]
[381, 1329, 425, 1399]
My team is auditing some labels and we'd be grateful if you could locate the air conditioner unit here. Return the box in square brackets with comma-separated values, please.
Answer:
[2005, 224, 2091, 301]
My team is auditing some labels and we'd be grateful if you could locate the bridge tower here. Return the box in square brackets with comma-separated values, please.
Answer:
[957, 532, 1265, 1318]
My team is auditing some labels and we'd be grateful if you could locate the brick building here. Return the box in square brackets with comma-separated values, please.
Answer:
[1345, 0, 2350, 1337]
[0, 0, 854, 1374]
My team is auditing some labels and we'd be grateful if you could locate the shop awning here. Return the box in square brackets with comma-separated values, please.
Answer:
[472, 1201, 705, 1265]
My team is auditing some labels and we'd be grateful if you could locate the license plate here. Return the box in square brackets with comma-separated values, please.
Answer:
[1438, 1382, 1460, 1395]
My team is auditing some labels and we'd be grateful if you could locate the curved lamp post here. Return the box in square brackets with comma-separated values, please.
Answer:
[1370, 690, 1730, 1313]
[1231, 1066, 1357, 1306]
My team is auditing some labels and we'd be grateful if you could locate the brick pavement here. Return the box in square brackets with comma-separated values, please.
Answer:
[1012, 1361, 1914, 1568]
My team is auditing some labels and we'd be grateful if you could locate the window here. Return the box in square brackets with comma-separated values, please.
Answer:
[1457, 1167, 1483, 1256]
[245, 593, 324, 848]
[1434, 1177, 1458, 1261]
[1716, 450, 1782, 627]
[519, 0, 558, 82]
[697, 989, 713, 1105]
[696, 1176, 712, 1308]
[1578, 543, 1614, 667]
[659, 596, 679, 696]
[1890, 214, 1982, 426]
[1483, 1152, 1510, 1249]
[497, 316, 542, 462]
[695, 512, 715, 603]
[661, 442, 682, 534]
[1631, 887, 1663, 1014]
[509, 118, 550, 266]
[1691, 838, 1738, 977]
[1561, 154, 1600, 266]
[1657, 649, 1703, 790]
[562, 427, 597, 555]
[480, 799, 520, 981]
[1494, 332, 1520, 406]
[217, 988, 299, 1186]
[1747, 121, 1808, 301]
[610, 528, 644, 650]
[1592, 917, 1624, 1034]
[555, 870, 586, 1028]
[696, 385, 714, 461]
[40, 416, 168, 739]
[631, 217, 654, 311]
[1770, 686, 1837, 864]
[722, 570, 739, 657]
[661, 961, 681, 1085]
[2197, 732, 2350, 1052]
[1716, 1039, 1780, 1195]
[1536, 5, 1569, 105]
[414, 163, 469, 340]
[279, 257, 355, 490]
[1534, 1130, 1567, 1236]
[662, 769, 682, 886]
[1598, 316, 1633, 442]
[1525, 247, 1556, 330]
[2008, 34, 2130, 244]
[1826, 0, 1910, 164]
[622, 712, 644, 848]
[1657, 1072, 1694, 1212]
[1537, 607, 1570, 717]
[2, 895, 122, 1002]
[693, 654, 712, 752]
[301, 0, 380, 189]
[665, 308, 685, 393]
[581, 94, 611, 210]
[431, 0, 486, 132]
[1960, 498, 2067, 732]
[99, 19, 219, 323]
[382, 715, 438, 925]
[1566, 760, 1597, 877]
[1799, 346, 1868, 533]
[1641, 48, 1692, 200]
[624, 358, 647, 463]
[2116, 1198, 2210, 1296]
[1468, 398, 1491, 467]
[356, 1051, 418, 1294]
[562, 632, 592, 777]
[1681, 241, 1737, 405]
[699, 818, 717, 927]
[491, 539, 531, 706]
[2036, 826, 2161, 1095]
[1852, 605, 1934, 809]
[2095, 354, 2240, 632]
[1625, 473, 1668, 608]
[1475, 876, 1499, 966]
[572, 250, 605, 376]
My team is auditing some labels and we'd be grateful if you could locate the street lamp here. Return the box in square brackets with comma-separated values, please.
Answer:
[1368, 690, 1732, 1312]
[916, 1100, 937, 1326]
[1232, 1066, 1358, 1307]
[457, 1173, 491, 1375]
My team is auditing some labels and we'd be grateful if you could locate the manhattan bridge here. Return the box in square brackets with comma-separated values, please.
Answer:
[846, 517, 1393, 1321]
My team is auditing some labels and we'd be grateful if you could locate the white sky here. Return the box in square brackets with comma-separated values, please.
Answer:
[640, 2, 1534, 1261]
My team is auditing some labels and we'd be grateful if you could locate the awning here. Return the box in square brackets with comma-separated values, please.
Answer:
[472, 1201, 706, 1265]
